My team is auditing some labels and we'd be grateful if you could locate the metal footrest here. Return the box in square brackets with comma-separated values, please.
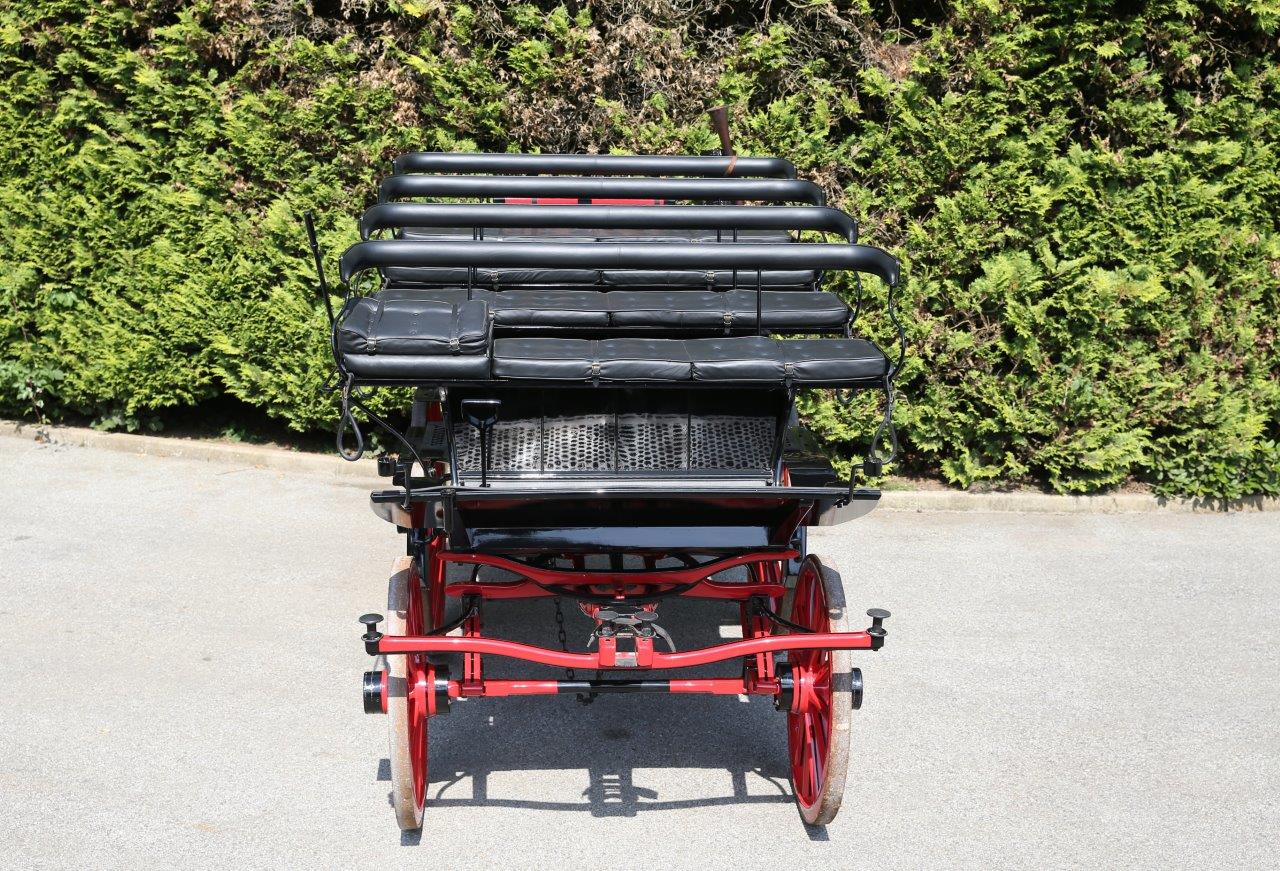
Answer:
[453, 413, 775, 477]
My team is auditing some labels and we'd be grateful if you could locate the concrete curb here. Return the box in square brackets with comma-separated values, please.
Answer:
[4, 419, 1275, 514]
[878, 488, 1275, 514]
[1, 419, 381, 484]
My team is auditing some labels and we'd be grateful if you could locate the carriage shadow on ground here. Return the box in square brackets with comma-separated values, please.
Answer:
[375, 591, 812, 840]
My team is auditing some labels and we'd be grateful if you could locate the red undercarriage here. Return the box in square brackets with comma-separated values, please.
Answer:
[373, 543, 876, 702]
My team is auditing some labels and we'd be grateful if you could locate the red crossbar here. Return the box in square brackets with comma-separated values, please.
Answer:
[440, 549, 797, 587]
[458, 678, 751, 698]
[378, 631, 872, 669]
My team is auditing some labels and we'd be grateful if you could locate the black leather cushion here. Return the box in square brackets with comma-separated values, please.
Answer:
[483, 290, 612, 327]
[374, 287, 609, 327]
[383, 266, 602, 287]
[340, 354, 491, 380]
[492, 338, 693, 381]
[600, 269, 817, 289]
[606, 289, 847, 330]
[339, 297, 489, 355]
[685, 336, 785, 380]
[492, 337, 887, 384]
[375, 287, 848, 330]
[774, 338, 889, 382]
[690, 337, 887, 382]
[338, 297, 491, 380]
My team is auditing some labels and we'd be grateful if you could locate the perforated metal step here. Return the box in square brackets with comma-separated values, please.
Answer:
[453, 413, 775, 476]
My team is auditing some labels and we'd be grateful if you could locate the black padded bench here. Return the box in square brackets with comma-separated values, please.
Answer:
[373, 287, 850, 330]
[492, 337, 887, 384]
[338, 298, 491, 380]
[335, 294, 885, 385]
[334, 240, 901, 385]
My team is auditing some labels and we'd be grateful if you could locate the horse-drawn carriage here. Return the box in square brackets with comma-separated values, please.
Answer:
[308, 147, 903, 828]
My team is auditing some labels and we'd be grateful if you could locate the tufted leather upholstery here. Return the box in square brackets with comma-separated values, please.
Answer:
[492, 337, 887, 384]
[373, 287, 849, 330]
[338, 297, 491, 379]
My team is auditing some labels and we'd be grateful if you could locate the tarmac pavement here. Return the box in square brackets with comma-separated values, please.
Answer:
[0, 434, 1276, 870]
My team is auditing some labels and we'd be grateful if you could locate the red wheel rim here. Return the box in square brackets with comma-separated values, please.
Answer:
[787, 560, 833, 811]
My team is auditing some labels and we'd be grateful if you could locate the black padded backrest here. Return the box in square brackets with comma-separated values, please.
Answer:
[392, 152, 797, 179]
[377, 175, 826, 207]
[358, 203, 857, 242]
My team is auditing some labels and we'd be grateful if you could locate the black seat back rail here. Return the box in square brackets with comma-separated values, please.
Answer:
[340, 240, 899, 288]
[391, 152, 796, 179]
[358, 203, 857, 242]
[377, 175, 826, 206]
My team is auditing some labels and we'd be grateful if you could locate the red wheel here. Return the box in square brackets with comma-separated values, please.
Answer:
[385, 552, 435, 830]
[784, 553, 853, 825]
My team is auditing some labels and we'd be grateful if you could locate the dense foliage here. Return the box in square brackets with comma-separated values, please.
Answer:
[2, 1, 1277, 496]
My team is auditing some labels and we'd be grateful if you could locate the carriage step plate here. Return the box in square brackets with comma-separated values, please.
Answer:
[454, 413, 774, 476]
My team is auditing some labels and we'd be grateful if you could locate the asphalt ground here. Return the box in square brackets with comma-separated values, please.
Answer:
[0, 435, 1276, 870]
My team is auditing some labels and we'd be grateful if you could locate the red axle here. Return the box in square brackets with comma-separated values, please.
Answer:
[378, 630, 873, 669]
[456, 678, 756, 698]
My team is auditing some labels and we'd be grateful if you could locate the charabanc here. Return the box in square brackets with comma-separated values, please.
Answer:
[305, 150, 903, 828]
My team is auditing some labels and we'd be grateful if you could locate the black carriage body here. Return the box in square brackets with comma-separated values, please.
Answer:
[370, 383, 876, 554]
[333, 193, 902, 560]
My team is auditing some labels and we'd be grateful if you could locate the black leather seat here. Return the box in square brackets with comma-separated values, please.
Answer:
[337, 297, 491, 380]
[492, 337, 888, 384]
[375, 287, 849, 331]
[338, 303, 886, 384]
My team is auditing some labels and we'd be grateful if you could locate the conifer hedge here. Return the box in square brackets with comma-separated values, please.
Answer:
[2, 1, 1277, 496]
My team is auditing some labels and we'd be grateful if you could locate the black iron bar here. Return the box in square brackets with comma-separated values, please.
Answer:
[555, 680, 673, 694]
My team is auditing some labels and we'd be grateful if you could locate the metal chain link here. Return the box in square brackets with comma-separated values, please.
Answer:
[554, 596, 598, 705]
[553, 597, 575, 681]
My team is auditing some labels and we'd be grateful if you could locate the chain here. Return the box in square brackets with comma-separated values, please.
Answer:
[554, 596, 598, 705]
[553, 597, 575, 680]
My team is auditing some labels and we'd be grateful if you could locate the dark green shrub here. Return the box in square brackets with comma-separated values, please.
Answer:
[1, 1, 1276, 497]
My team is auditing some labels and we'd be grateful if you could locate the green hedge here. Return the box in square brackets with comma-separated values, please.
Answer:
[2, 1, 1277, 497]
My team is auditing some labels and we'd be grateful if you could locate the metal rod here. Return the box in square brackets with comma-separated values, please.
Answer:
[379, 629, 874, 668]
[465, 678, 754, 697]
[379, 173, 822, 204]
[339, 240, 900, 287]
[391, 152, 793, 178]
[360, 204, 854, 241]
[303, 211, 336, 327]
